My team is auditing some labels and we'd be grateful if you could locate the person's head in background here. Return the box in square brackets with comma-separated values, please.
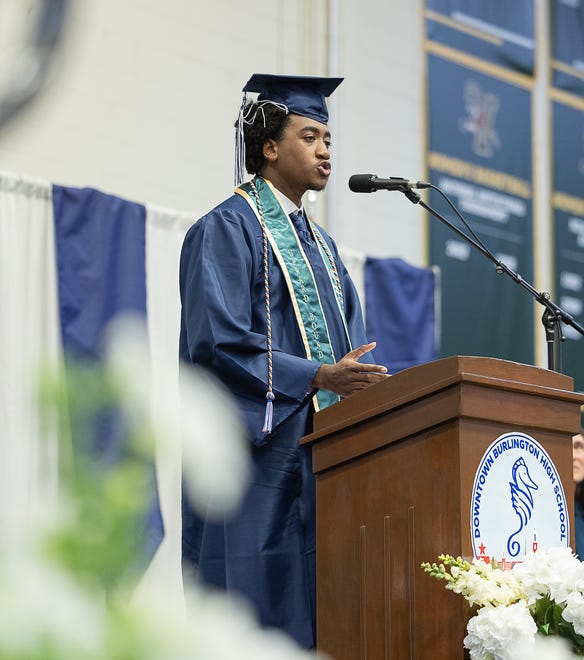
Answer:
[573, 430, 584, 523]
[574, 430, 584, 487]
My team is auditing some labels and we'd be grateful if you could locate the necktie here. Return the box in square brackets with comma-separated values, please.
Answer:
[290, 210, 313, 245]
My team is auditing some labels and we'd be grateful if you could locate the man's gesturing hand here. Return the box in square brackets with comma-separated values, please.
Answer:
[311, 342, 389, 398]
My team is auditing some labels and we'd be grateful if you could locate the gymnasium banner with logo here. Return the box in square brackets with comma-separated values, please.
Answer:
[552, 99, 584, 393]
[425, 0, 535, 74]
[426, 53, 534, 364]
[551, 0, 584, 96]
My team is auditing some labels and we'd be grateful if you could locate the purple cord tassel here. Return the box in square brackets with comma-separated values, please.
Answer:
[262, 391, 275, 433]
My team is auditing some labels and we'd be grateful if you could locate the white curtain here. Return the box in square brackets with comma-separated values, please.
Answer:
[0, 172, 61, 546]
[138, 203, 195, 597]
[338, 245, 367, 322]
[0, 171, 197, 598]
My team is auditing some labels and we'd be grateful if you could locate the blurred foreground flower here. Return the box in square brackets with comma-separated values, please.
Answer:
[103, 314, 251, 518]
[0, 314, 317, 659]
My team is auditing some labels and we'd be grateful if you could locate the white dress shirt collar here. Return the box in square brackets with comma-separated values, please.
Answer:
[274, 188, 303, 217]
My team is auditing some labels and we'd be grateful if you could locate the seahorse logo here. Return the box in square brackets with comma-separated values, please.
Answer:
[507, 457, 539, 557]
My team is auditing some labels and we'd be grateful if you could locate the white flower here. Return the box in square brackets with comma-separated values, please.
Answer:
[0, 551, 321, 660]
[0, 552, 105, 657]
[563, 590, 584, 637]
[104, 313, 154, 425]
[523, 635, 579, 660]
[177, 364, 251, 518]
[126, 583, 322, 660]
[512, 547, 584, 605]
[104, 313, 251, 518]
[464, 601, 536, 660]
[447, 559, 523, 607]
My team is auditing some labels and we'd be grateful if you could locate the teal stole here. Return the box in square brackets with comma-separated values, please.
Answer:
[235, 177, 351, 412]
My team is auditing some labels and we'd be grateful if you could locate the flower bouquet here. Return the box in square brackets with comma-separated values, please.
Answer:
[422, 548, 584, 659]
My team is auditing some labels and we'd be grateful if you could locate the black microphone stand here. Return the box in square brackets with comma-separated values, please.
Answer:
[401, 186, 584, 372]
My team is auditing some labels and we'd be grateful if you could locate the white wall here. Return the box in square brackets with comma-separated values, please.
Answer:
[334, 0, 426, 261]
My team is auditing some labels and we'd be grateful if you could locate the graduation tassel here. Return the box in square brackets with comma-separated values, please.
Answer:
[262, 391, 275, 434]
[235, 97, 288, 187]
[234, 92, 248, 187]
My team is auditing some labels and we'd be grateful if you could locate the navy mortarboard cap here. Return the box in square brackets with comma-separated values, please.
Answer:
[235, 73, 343, 185]
[243, 73, 343, 125]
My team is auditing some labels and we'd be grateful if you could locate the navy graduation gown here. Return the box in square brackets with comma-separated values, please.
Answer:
[179, 192, 370, 648]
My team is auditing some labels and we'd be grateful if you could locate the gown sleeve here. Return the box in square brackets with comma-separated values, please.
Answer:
[179, 205, 322, 446]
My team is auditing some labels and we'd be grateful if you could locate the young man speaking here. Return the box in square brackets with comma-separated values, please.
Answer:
[179, 74, 387, 649]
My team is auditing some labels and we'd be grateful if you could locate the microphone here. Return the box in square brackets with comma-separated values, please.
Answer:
[348, 174, 430, 193]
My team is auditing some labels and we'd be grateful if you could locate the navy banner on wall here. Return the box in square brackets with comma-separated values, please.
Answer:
[425, 0, 535, 74]
[552, 99, 584, 392]
[427, 54, 534, 364]
[551, 0, 584, 96]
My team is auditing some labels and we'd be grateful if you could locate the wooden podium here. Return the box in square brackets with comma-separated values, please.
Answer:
[301, 356, 584, 660]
